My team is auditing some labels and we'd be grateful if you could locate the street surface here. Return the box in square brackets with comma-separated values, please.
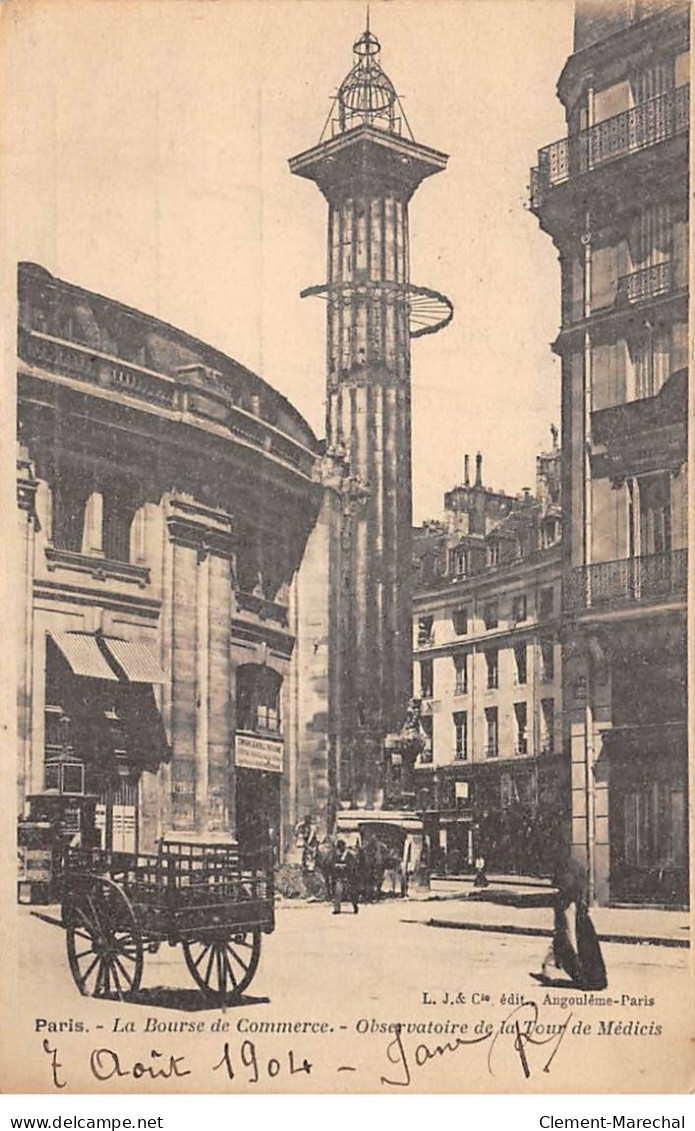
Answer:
[10, 898, 692, 1094]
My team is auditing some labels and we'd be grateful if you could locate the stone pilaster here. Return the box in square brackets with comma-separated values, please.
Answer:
[17, 459, 39, 815]
[166, 495, 236, 840]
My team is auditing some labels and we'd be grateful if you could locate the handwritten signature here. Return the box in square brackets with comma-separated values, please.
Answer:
[42, 1005, 573, 1091]
[380, 1003, 572, 1086]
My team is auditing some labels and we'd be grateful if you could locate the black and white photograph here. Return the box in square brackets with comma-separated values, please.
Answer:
[1, 0, 692, 1095]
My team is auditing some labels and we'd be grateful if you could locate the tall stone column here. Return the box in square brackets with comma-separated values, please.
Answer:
[290, 26, 451, 810]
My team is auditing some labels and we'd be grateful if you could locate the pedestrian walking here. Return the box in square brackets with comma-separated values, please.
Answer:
[331, 839, 359, 915]
[539, 855, 607, 990]
[473, 853, 489, 888]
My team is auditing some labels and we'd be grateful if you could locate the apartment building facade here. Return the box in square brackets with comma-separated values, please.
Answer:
[530, 0, 689, 904]
[412, 448, 566, 875]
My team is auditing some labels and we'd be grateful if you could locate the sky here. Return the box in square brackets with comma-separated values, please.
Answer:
[2, 0, 574, 522]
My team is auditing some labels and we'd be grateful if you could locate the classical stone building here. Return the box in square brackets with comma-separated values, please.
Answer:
[17, 262, 322, 868]
[530, 0, 689, 904]
[411, 444, 565, 875]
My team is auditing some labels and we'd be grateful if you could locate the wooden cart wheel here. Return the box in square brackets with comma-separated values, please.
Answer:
[65, 877, 143, 1001]
[182, 930, 261, 1003]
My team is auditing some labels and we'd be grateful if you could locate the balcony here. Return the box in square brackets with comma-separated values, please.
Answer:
[566, 550, 687, 612]
[592, 369, 687, 449]
[530, 85, 689, 210]
[616, 261, 674, 306]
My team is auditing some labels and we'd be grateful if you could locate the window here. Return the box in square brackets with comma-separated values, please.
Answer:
[483, 601, 498, 630]
[452, 607, 468, 636]
[454, 654, 467, 696]
[420, 660, 434, 699]
[514, 644, 527, 685]
[631, 59, 675, 105]
[512, 594, 527, 623]
[450, 549, 468, 579]
[514, 702, 528, 755]
[638, 472, 672, 556]
[417, 616, 434, 647]
[627, 203, 672, 276]
[421, 716, 433, 762]
[485, 707, 498, 758]
[237, 665, 282, 734]
[539, 587, 554, 620]
[629, 327, 671, 401]
[488, 542, 499, 567]
[454, 711, 467, 761]
[540, 637, 555, 683]
[486, 650, 498, 690]
[541, 698, 555, 753]
[52, 478, 88, 553]
[102, 490, 135, 563]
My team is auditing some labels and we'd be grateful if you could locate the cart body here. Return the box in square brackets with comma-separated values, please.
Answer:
[57, 840, 274, 1003]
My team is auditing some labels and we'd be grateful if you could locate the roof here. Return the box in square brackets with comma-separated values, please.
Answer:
[18, 262, 320, 454]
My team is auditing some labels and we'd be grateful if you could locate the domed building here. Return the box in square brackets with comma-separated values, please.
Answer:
[16, 261, 322, 883]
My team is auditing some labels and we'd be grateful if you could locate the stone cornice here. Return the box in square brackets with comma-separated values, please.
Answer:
[44, 547, 151, 587]
[166, 495, 236, 559]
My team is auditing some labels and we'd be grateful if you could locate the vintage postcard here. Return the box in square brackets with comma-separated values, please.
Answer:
[1, 0, 693, 1095]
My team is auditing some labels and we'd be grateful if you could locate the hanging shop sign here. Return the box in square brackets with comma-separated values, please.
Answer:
[235, 733, 284, 774]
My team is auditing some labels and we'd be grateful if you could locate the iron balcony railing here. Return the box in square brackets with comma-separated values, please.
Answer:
[616, 261, 674, 305]
[531, 85, 689, 209]
[566, 549, 687, 612]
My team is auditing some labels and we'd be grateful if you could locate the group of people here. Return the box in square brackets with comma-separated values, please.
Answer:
[294, 816, 607, 991]
[322, 835, 409, 913]
[294, 819, 410, 913]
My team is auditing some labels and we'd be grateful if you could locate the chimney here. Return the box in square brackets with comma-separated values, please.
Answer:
[475, 452, 483, 488]
[464, 454, 470, 487]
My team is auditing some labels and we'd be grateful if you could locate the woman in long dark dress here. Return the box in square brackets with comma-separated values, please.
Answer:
[543, 856, 608, 991]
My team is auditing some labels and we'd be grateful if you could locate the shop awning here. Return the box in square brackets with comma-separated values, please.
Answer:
[103, 638, 167, 684]
[336, 810, 422, 833]
[49, 632, 119, 681]
[122, 685, 172, 767]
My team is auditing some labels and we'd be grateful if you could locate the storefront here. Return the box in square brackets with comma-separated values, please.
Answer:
[40, 631, 170, 854]
[605, 723, 688, 906]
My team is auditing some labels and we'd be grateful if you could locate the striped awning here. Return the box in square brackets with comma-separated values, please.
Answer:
[103, 638, 167, 684]
[49, 632, 120, 681]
